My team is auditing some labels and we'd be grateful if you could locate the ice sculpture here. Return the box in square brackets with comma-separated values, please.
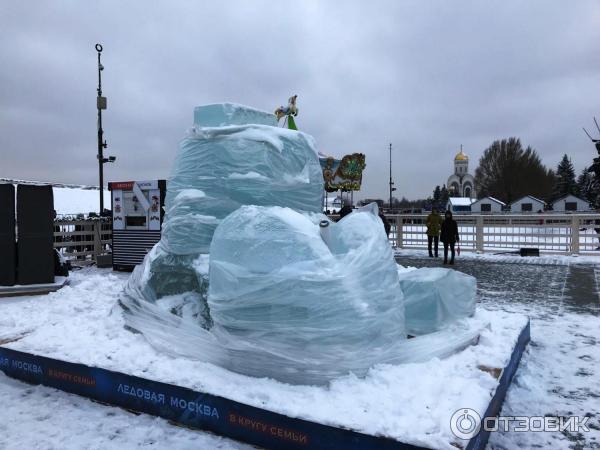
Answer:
[121, 102, 483, 385]
[399, 268, 476, 335]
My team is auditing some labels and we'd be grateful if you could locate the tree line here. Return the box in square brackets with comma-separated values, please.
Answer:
[425, 137, 598, 210]
[360, 135, 599, 211]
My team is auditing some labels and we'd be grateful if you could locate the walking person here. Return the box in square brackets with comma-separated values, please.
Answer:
[440, 210, 459, 265]
[426, 207, 442, 257]
[379, 211, 391, 238]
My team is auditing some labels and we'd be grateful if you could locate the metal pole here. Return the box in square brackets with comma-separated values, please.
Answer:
[96, 43, 106, 215]
[388, 143, 393, 212]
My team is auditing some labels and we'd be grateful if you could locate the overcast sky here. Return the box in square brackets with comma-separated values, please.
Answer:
[1, 1, 599, 200]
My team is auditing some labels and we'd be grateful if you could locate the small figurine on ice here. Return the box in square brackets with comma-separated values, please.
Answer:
[274, 94, 299, 130]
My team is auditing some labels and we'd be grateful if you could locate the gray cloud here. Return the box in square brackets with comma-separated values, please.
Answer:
[1, 1, 599, 201]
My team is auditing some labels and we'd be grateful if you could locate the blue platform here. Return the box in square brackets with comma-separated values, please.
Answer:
[0, 320, 530, 450]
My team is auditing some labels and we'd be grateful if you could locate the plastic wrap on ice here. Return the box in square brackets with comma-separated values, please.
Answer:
[162, 104, 324, 256]
[400, 268, 477, 335]
[208, 205, 405, 372]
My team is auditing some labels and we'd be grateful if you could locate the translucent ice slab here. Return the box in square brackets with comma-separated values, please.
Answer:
[193, 103, 278, 127]
[399, 268, 477, 335]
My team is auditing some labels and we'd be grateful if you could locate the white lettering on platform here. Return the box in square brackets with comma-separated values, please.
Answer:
[170, 396, 219, 419]
[11, 360, 43, 375]
[117, 383, 165, 404]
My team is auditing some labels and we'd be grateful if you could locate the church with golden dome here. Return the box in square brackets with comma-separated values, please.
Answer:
[447, 146, 476, 198]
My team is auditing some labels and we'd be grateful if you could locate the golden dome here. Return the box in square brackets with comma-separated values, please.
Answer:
[454, 149, 468, 161]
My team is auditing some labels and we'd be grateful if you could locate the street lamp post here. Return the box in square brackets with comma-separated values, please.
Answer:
[95, 43, 115, 215]
[388, 143, 396, 212]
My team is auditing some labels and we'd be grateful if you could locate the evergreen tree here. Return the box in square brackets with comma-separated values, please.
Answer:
[433, 185, 441, 206]
[440, 185, 449, 207]
[577, 167, 598, 206]
[552, 154, 577, 200]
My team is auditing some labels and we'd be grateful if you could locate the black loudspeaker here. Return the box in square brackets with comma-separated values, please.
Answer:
[520, 248, 540, 257]
[17, 184, 55, 285]
[0, 183, 16, 286]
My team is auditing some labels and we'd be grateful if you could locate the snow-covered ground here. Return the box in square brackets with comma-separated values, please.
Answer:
[0, 372, 250, 450]
[0, 268, 528, 450]
[2, 254, 599, 449]
[397, 251, 600, 450]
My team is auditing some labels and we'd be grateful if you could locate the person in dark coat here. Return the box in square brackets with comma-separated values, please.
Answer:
[440, 210, 459, 265]
[337, 205, 353, 220]
[379, 211, 391, 238]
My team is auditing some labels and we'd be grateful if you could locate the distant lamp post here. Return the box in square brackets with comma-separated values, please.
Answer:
[95, 43, 115, 215]
[389, 143, 396, 212]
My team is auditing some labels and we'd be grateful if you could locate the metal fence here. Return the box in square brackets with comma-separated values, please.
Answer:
[53, 218, 112, 261]
[389, 213, 600, 254]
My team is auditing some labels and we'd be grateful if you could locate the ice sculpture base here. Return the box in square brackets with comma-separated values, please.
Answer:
[0, 274, 530, 450]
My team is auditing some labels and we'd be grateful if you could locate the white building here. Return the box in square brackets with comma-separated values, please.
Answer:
[323, 195, 343, 213]
[551, 194, 592, 212]
[447, 147, 476, 198]
[471, 196, 506, 213]
[510, 195, 546, 213]
[446, 197, 475, 214]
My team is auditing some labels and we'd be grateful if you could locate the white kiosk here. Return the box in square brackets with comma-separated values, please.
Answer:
[108, 180, 166, 271]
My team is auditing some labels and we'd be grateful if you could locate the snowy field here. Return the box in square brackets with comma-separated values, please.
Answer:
[1, 254, 599, 449]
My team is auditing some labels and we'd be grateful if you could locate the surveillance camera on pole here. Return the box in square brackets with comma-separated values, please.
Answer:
[95, 43, 116, 216]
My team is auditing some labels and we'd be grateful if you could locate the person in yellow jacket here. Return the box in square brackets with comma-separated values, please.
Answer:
[426, 207, 443, 257]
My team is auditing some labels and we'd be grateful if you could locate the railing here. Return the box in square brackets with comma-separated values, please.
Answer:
[388, 213, 600, 255]
[53, 218, 112, 261]
[53, 214, 600, 260]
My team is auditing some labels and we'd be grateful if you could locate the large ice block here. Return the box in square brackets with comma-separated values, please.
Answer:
[206, 204, 407, 381]
[399, 268, 477, 335]
[193, 103, 278, 127]
[163, 106, 324, 256]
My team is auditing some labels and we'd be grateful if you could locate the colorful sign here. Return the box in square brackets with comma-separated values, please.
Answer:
[320, 153, 366, 192]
